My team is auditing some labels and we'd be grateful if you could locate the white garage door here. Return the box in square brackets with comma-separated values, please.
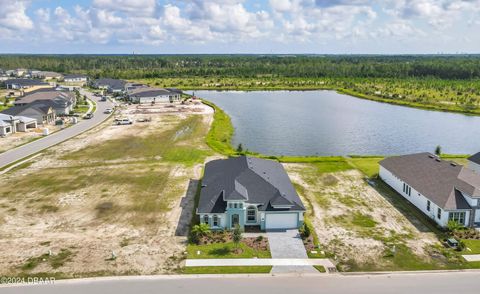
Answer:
[265, 213, 298, 230]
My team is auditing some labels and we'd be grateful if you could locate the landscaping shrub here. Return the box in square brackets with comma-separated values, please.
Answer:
[299, 222, 311, 239]
[190, 224, 211, 245]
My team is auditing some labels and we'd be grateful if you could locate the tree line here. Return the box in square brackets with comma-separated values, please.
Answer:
[1, 55, 480, 80]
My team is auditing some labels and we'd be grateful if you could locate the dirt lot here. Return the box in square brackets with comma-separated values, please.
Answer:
[284, 163, 441, 271]
[0, 102, 216, 278]
[0, 125, 66, 154]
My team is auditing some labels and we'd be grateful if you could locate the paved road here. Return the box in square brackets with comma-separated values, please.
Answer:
[2, 272, 480, 294]
[0, 89, 113, 169]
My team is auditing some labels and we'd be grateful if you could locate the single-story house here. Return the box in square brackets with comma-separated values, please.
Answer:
[128, 87, 182, 104]
[3, 79, 51, 92]
[197, 156, 306, 231]
[2, 102, 56, 125]
[0, 113, 37, 136]
[14, 89, 76, 115]
[33, 71, 64, 81]
[63, 74, 88, 84]
[379, 153, 480, 228]
[91, 78, 126, 94]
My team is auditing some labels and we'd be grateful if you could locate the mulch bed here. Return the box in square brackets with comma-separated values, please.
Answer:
[303, 234, 317, 251]
[453, 229, 480, 240]
[198, 231, 269, 251]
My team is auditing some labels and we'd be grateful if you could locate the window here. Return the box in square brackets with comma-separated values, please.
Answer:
[247, 206, 256, 222]
[403, 183, 412, 196]
[437, 208, 442, 220]
[426, 200, 431, 212]
[449, 212, 466, 225]
[213, 215, 219, 227]
[239, 203, 243, 209]
[203, 215, 209, 225]
[234, 203, 238, 209]
[229, 203, 233, 209]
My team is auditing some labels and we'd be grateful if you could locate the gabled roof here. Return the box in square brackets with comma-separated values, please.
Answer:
[14, 89, 75, 108]
[128, 87, 175, 98]
[468, 152, 480, 165]
[64, 74, 88, 79]
[4, 78, 48, 87]
[2, 103, 52, 116]
[198, 156, 305, 214]
[92, 78, 126, 90]
[380, 153, 480, 210]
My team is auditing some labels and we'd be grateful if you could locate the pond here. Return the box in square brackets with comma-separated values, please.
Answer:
[192, 90, 480, 156]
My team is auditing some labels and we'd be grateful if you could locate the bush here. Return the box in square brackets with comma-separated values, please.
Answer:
[446, 220, 464, 233]
[232, 224, 243, 248]
[189, 223, 211, 245]
[299, 223, 311, 239]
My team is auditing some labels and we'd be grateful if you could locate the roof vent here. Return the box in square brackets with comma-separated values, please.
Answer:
[428, 155, 435, 159]
[435, 158, 441, 162]
[451, 163, 457, 167]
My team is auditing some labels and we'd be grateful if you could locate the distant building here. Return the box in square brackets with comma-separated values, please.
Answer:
[91, 78, 126, 94]
[33, 71, 64, 81]
[128, 87, 182, 104]
[63, 74, 88, 84]
[0, 113, 38, 136]
[380, 153, 480, 228]
[14, 89, 76, 115]
[3, 78, 51, 91]
[2, 103, 55, 125]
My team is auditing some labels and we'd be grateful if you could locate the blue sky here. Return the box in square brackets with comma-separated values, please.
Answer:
[0, 0, 479, 54]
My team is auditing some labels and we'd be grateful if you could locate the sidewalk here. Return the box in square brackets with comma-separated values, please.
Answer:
[462, 254, 480, 262]
[186, 258, 335, 268]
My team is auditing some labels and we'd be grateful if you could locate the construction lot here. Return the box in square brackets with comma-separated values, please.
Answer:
[0, 102, 216, 278]
[284, 160, 473, 271]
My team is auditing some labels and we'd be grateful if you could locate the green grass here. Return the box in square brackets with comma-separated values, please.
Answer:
[64, 115, 211, 165]
[462, 239, 480, 254]
[347, 157, 384, 177]
[314, 265, 326, 273]
[187, 242, 271, 259]
[21, 249, 74, 271]
[183, 266, 272, 274]
[202, 99, 235, 155]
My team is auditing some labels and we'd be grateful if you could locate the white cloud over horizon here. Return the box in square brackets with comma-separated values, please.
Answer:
[0, 0, 479, 54]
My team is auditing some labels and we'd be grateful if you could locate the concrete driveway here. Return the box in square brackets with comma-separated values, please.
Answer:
[267, 229, 317, 273]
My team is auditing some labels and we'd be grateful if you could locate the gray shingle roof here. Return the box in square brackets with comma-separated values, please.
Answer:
[92, 78, 126, 91]
[380, 153, 480, 210]
[4, 79, 48, 87]
[128, 88, 175, 98]
[198, 156, 305, 214]
[468, 152, 480, 165]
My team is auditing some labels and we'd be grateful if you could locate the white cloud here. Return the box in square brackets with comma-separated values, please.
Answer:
[92, 0, 157, 16]
[0, 0, 33, 31]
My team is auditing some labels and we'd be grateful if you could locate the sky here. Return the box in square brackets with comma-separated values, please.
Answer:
[0, 0, 479, 54]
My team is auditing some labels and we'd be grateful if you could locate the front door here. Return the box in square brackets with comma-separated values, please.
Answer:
[231, 214, 239, 227]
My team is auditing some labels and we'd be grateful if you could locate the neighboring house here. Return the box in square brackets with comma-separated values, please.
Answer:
[3, 79, 51, 93]
[468, 152, 480, 174]
[379, 153, 480, 228]
[125, 82, 148, 93]
[0, 113, 37, 136]
[197, 156, 306, 231]
[63, 74, 88, 84]
[14, 89, 76, 115]
[128, 87, 182, 104]
[34, 71, 64, 81]
[91, 78, 126, 94]
[2, 103, 55, 125]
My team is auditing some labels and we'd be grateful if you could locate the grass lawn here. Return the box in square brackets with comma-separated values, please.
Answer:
[183, 266, 272, 274]
[347, 157, 384, 178]
[314, 265, 326, 273]
[462, 239, 480, 255]
[187, 242, 271, 259]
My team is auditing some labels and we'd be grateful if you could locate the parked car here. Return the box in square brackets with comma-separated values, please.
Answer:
[84, 113, 94, 119]
[104, 108, 113, 114]
[115, 118, 133, 125]
[100, 96, 107, 102]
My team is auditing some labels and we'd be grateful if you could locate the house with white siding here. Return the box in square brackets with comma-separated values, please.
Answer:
[379, 153, 480, 228]
[0, 113, 38, 136]
[128, 87, 182, 104]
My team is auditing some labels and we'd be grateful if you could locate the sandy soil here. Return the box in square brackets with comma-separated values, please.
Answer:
[0, 102, 214, 277]
[284, 164, 439, 269]
[0, 125, 65, 154]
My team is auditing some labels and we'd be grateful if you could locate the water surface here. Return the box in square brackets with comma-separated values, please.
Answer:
[193, 90, 480, 156]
